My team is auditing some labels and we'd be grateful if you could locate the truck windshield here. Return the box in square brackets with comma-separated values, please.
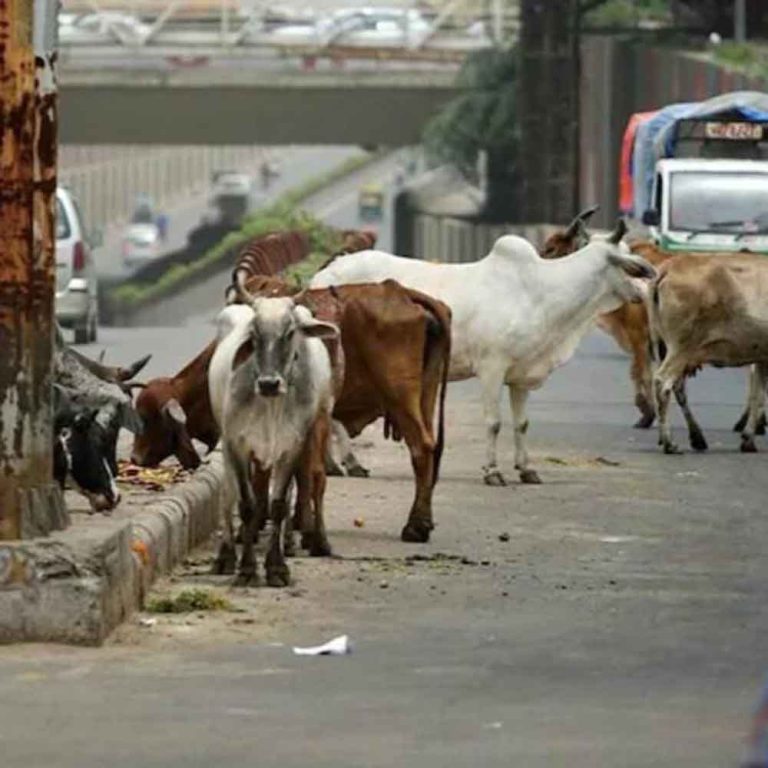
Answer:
[670, 172, 768, 234]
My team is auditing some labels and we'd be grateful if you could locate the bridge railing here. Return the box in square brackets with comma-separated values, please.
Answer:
[413, 213, 558, 263]
[59, 144, 265, 234]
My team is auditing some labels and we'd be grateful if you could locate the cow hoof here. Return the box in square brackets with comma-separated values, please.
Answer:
[483, 469, 507, 487]
[741, 437, 758, 453]
[310, 540, 333, 558]
[633, 413, 655, 429]
[211, 543, 237, 575]
[325, 460, 345, 477]
[662, 442, 682, 455]
[266, 566, 291, 588]
[401, 521, 432, 543]
[346, 464, 370, 479]
[232, 571, 259, 588]
[689, 430, 708, 452]
[519, 469, 542, 485]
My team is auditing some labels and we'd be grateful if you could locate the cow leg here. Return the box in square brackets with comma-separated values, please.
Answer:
[654, 357, 687, 454]
[308, 414, 333, 557]
[393, 405, 436, 543]
[508, 385, 540, 484]
[334, 420, 370, 478]
[479, 367, 506, 486]
[741, 364, 768, 453]
[212, 446, 240, 575]
[673, 378, 708, 451]
[234, 460, 268, 587]
[632, 341, 655, 429]
[265, 465, 293, 588]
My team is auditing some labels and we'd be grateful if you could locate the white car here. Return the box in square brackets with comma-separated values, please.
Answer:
[59, 12, 150, 46]
[55, 187, 100, 344]
[331, 8, 432, 47]
[122, 223, 162, 270]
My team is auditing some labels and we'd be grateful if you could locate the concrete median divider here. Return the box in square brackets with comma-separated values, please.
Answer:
[0, 454, 231, 645]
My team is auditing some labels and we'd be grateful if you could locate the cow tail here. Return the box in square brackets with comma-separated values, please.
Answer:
[428, 301, 451, 487]
[646, 273, 667, 363]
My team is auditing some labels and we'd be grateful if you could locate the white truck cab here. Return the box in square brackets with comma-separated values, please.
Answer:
[643, 158, 768, 254]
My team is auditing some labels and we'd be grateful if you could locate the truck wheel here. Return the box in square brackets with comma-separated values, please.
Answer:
[88, 312, 98, 343]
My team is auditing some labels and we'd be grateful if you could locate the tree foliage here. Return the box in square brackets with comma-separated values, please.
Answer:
[422, 47, 518, 182]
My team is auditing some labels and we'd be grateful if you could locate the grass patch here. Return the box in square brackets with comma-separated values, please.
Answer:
[146, 588, 234, 614]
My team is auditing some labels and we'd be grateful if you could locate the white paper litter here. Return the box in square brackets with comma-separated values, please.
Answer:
[138, 617, 157, 628]
[292, 634, 351, 656]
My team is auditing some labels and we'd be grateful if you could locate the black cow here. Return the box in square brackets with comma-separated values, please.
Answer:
[54, 387, 121, 513]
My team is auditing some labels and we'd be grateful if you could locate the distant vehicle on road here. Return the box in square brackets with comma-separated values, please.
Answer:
[55, 186, 101, 344]
[59, 12, 150, 46]
[122, 196, 165, 270]
[210, 170, 257, 226]
[358, 183, 384, 220]
[333, 8, 432, 47]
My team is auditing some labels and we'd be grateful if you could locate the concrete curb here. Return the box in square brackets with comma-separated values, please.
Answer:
[0, 455, 230, 645]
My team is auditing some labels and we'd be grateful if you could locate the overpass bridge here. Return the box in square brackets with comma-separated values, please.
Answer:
[59, 65, 462, 145]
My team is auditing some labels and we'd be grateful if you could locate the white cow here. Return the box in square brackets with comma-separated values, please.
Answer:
[311, 221, 655, 485]
[208, 298, 338, 586]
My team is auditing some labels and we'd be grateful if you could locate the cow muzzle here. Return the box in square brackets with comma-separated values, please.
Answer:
[257, 376, 283, 397]
[86, 491, 121, 514]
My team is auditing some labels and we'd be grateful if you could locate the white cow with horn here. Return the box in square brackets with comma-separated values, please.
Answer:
[312, 219, 656, 485]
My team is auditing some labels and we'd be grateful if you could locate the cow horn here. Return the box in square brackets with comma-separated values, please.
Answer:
[607, 217, 628, 244]
[564, 204, 599, 239]
[235, 269, 258, 305]
[65, 346, 152, 384]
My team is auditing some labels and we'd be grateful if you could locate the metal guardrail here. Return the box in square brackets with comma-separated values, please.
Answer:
[59, 145, 264, 234]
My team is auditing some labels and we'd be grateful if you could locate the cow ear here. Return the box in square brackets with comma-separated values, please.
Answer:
[162, 398, 187, 426]
[299, 319, 339, 340]
[608, 252, 657, 280]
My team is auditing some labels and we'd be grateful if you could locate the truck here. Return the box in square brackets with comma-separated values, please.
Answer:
[620, 92, 768, 254]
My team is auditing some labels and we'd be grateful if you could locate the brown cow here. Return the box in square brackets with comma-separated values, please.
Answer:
[132, 278, 451, 544]
[648, 252, 768, 454]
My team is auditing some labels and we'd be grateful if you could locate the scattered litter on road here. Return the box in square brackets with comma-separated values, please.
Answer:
[675, 471, 700, 478]
[138, 617, 157, 628]
[353, 517, 365, 528]
[498, 532, 510, 543]
[117, 460, 194, 492]
[592, 456, 621, 467]
[379, 580, 389, 589]
[483, 721, 503, 730]
[292, 635, 351, 656]
[146, 588, 234, 614]
[599, 535, 634, 544]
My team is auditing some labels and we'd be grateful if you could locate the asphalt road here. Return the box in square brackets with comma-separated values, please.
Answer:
[2, 158, 767, 767]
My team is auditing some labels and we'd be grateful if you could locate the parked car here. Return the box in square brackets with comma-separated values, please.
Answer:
[59, 12, 149, 46]
[332, 8, 432, 47]
[55, 186, 101, 345]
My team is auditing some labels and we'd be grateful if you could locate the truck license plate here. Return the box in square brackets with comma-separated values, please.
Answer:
[705, 121, 764, 140]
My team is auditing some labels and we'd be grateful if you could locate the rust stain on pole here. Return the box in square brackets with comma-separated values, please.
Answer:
[0, 0, 58, 539]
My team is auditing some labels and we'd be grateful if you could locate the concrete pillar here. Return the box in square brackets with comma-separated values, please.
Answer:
[0, 0, 65, 540]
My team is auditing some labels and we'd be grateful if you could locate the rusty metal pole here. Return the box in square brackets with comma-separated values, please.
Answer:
[0, 0, 65, 540]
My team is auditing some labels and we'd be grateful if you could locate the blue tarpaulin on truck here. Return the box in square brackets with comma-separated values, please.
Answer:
[632, 102, 695, 219]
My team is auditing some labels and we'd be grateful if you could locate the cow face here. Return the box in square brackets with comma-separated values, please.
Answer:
[131, 382, 201, 470]
[247, 298, 338, 398]
[54, 404, 121, 513]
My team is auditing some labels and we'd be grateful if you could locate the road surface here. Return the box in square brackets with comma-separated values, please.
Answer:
[1, 157, 766, 768]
